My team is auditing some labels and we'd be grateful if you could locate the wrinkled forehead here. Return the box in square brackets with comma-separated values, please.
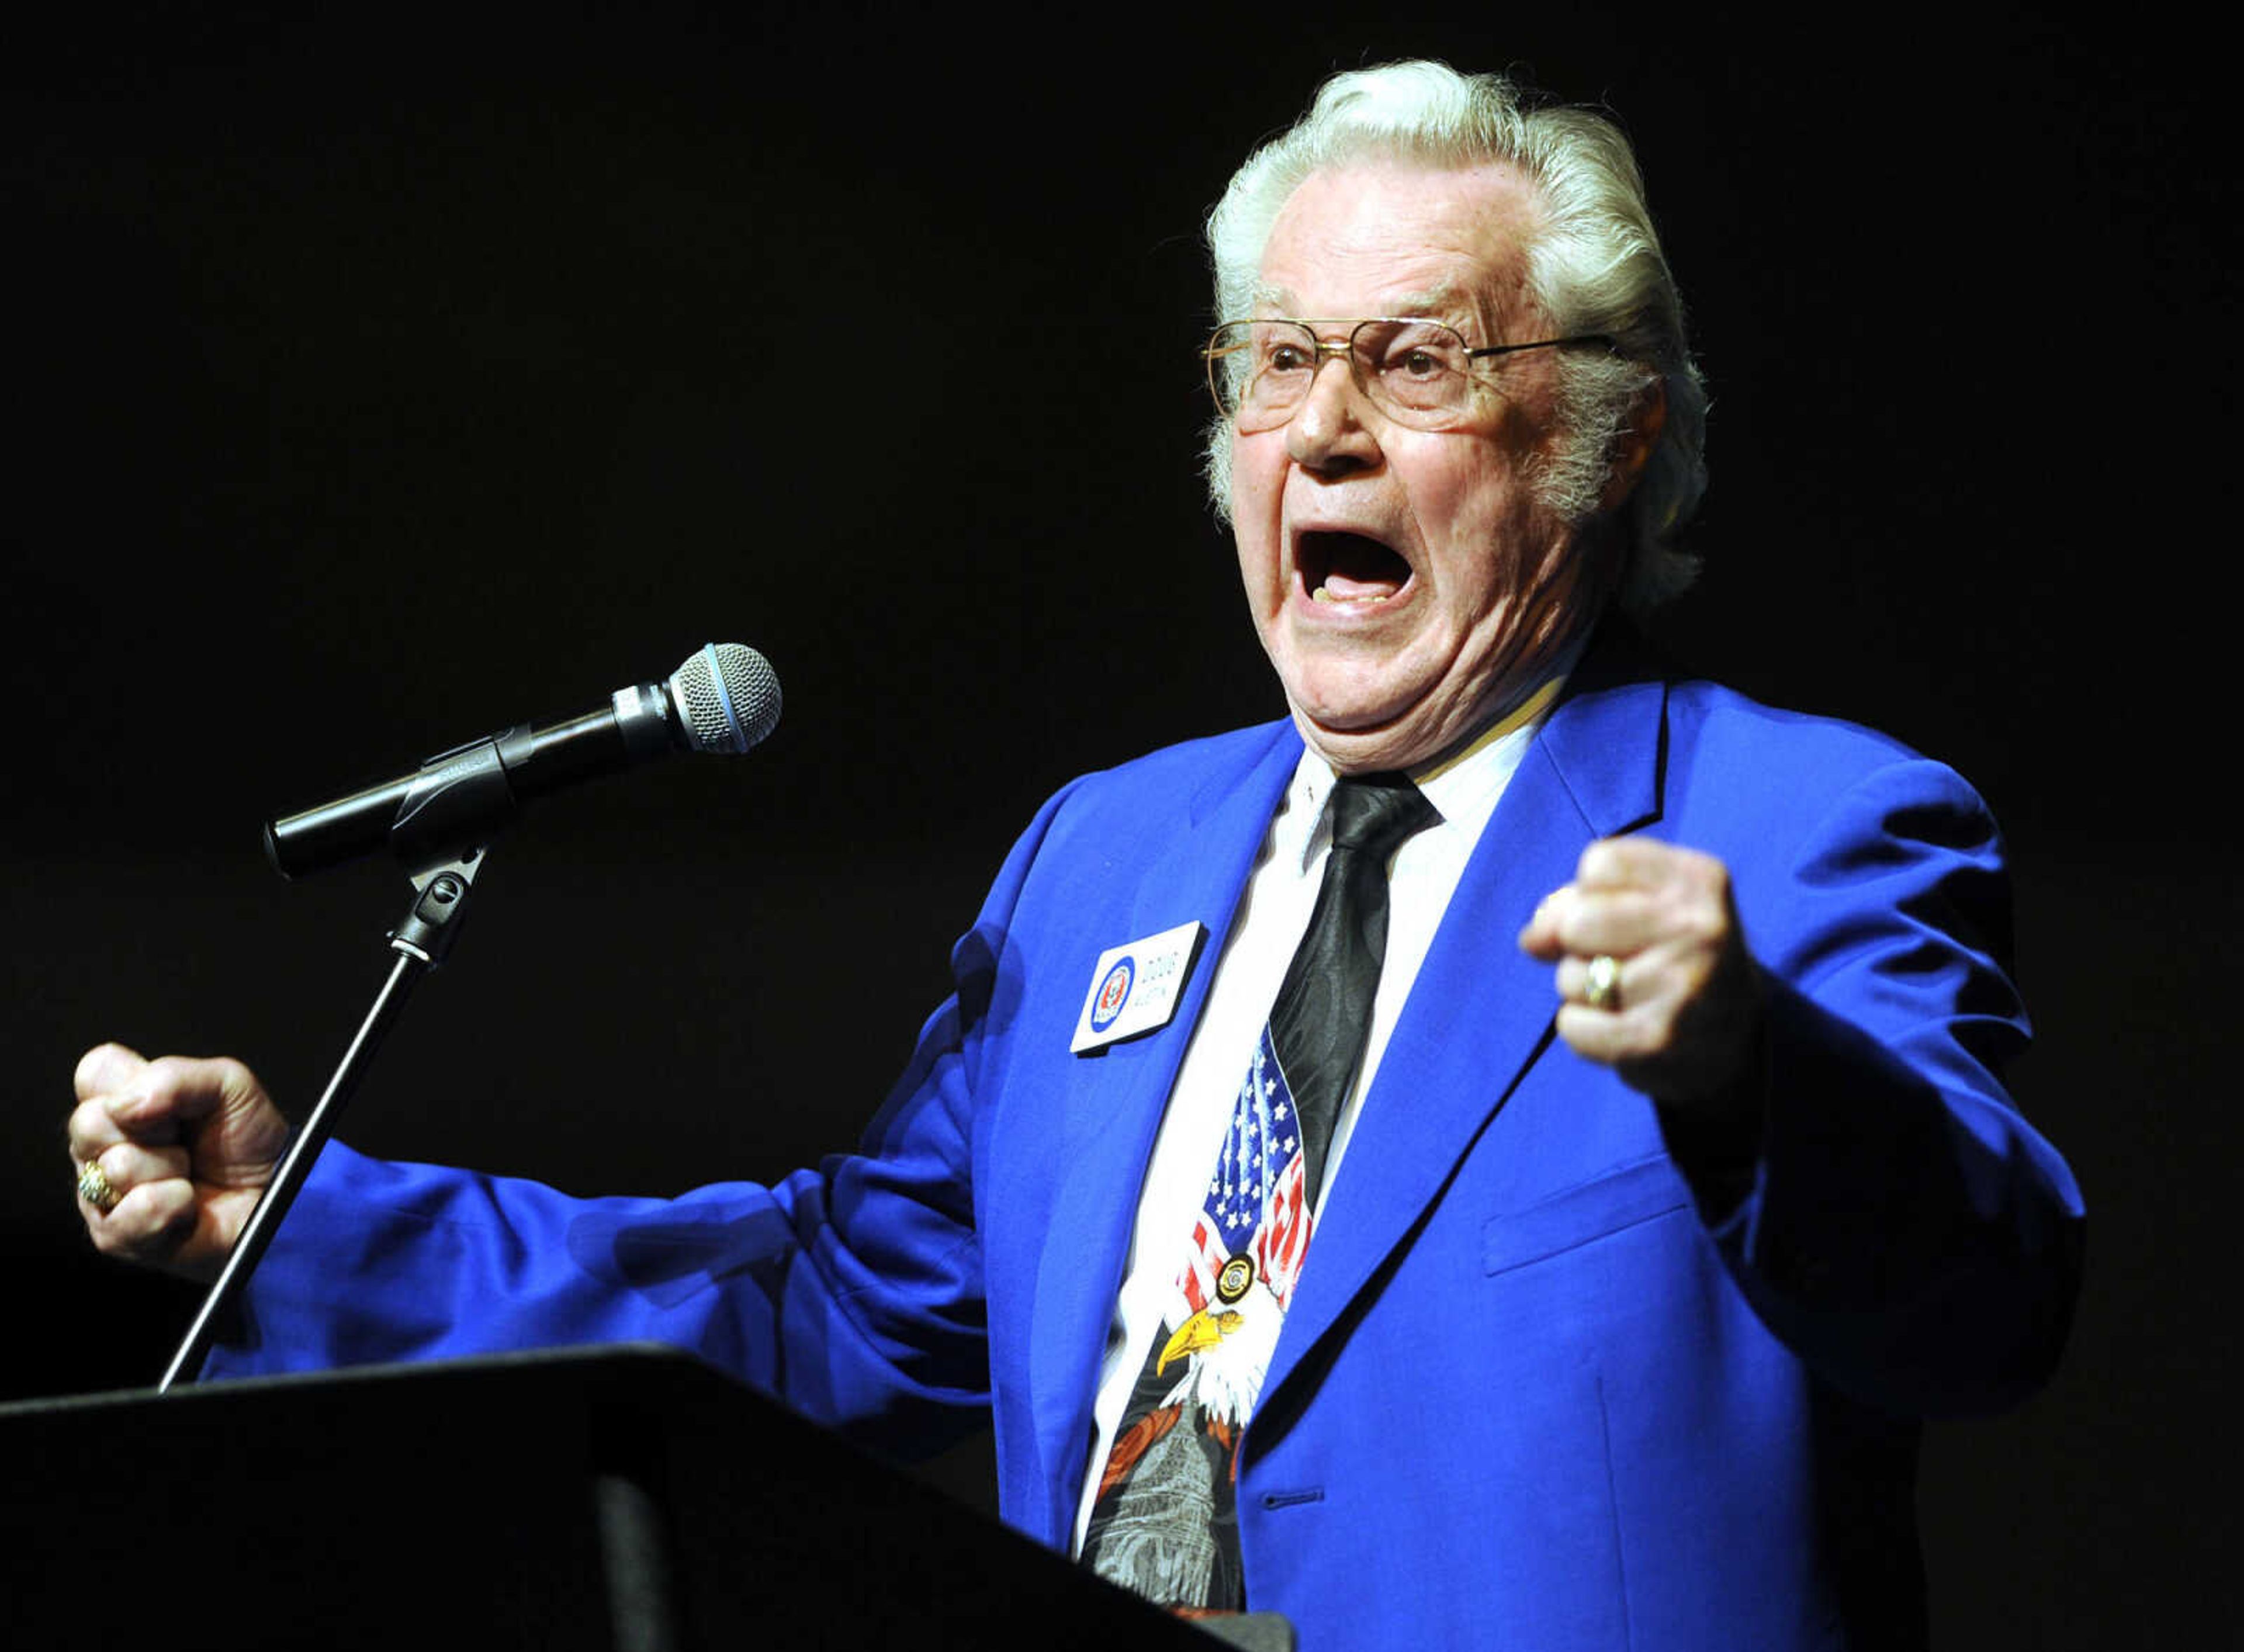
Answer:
[1255, 161, 1543, 331]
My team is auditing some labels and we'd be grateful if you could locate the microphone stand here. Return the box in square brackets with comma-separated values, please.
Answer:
[157, 847, 489, 1393]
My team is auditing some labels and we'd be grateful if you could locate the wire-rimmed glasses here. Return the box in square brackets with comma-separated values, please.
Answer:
[1204, 317, 1616, 432]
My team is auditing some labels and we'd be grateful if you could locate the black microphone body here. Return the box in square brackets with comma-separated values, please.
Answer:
[264, 645, 778, 879]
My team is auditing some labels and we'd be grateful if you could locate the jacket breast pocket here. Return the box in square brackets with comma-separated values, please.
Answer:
[1481, 1155, 1691, 1277]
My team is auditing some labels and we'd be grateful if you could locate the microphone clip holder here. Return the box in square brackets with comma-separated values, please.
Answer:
[158, 846, 492, 1392]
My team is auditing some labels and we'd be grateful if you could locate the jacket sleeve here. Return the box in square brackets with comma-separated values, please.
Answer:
[1660, 754, 2084, 1417]
[202, 778, 1089, 1459]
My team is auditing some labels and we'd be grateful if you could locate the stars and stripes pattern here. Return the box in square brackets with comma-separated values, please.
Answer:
[1083, 774, 1435, 1613]
[1180, 1027, 1314, 1319]
[1080, 1025, 1314, 1612]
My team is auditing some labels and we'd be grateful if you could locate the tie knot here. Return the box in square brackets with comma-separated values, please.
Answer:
[1327, 773, 1437, 859]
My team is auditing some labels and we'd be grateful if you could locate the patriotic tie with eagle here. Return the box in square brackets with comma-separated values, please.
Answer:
[1081, 773, 1436, 1612]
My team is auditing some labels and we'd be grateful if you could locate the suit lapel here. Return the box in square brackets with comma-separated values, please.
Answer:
[1024, 723, 1302, 1535]
[1251, 646, 1671, 1432]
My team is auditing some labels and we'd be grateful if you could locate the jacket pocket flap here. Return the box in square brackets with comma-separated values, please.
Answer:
[1482, 1155, 1689, 1277]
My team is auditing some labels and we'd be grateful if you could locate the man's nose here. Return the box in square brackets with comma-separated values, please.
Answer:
[1286, 354, 1381, 473]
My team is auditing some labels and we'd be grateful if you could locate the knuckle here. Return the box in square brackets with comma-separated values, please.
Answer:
[1682, 850, 1732, 902]
[1678, 902, 1728, 948]
[65, 1100, 108, 1151]
[1556, 1003, 1614, 1060]
[139, 1055, 186, 1102]
[110, 1194, 183, 1258]
[74, 1041, 142, 1097]
[209, 1056, 262, 1103]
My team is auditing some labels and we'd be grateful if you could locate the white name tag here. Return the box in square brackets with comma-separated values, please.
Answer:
[1069, 920, 1203, 1053]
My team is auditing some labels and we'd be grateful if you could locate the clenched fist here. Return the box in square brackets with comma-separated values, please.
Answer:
[68, 1043, 290, 1281]
[1518, 837, 1767, 1113]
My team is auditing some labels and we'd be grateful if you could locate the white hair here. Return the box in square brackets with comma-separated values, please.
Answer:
[1204, 61, 1709, 615]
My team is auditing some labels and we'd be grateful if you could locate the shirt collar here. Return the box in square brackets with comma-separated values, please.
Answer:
[1279, 642, 1581, 872]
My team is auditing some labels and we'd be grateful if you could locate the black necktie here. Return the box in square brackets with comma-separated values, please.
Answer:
[1082, 772, 1436, 1613]
[1268, 773, 1440, 1210]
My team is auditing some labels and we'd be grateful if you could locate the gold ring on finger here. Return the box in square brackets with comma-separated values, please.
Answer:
[1584, 953, 1622, 1013]
[77, 1158, 120, 1214]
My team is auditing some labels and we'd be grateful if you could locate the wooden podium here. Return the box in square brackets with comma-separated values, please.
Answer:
[0, 1345, 1250, 1650]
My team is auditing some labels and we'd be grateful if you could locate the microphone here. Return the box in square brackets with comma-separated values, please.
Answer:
[263, 642, 781, 879]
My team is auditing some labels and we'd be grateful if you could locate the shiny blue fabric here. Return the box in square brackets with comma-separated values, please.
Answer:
[209, 635, 2083, 1649]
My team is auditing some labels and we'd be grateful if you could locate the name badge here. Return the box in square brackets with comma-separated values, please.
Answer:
[1070, 920, 1203, 1053]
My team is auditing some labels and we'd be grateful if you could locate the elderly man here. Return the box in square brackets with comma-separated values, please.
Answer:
[71, 61, 2081, 1649]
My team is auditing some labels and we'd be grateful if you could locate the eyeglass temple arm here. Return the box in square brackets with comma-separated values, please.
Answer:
[1464, 333, 1618, 362]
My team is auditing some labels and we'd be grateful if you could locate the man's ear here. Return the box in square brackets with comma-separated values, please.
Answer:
[1599, 380, 1667, 514]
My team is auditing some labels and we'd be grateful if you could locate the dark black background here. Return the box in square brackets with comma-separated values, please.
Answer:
[5, 7, 2232, 1645]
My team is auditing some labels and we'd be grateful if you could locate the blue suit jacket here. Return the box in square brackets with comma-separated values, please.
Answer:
[212, 636, 2084, 1649]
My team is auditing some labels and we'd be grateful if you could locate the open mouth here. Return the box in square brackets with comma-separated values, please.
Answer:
[1299, 530, 1412, 606]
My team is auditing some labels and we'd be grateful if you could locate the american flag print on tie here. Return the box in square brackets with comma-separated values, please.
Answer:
[1081, 774, 1433, 1612]
[1080, 1023, 1314, 1612]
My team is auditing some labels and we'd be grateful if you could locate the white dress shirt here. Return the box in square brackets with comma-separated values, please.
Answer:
[1071, 673, 1570, 1553]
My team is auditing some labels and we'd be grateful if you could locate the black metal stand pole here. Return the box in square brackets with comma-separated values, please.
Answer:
[158, 851, 486, 1393]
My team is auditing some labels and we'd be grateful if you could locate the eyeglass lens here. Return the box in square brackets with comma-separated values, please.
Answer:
[1208, 320, 1476, 430]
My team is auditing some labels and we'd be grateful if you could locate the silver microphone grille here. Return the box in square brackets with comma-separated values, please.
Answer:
[669, 642, 782, 755]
